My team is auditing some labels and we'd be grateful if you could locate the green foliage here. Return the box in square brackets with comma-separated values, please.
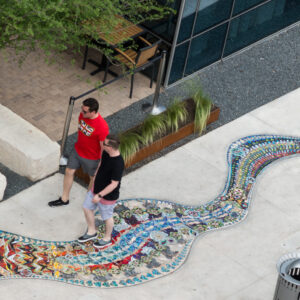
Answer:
[140, 114, 166, 146]
[119, 131, 141, 164]
[119, 99, 186, 164]
[164, 98, 187, 132]
[0, 0, 174, 61]
[193, 89, 212, 135]
[119, 88, 213, 164]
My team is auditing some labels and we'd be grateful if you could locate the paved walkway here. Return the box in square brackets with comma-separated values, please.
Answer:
[1, 24, 299, 144]
[0, 47, 155, 141]
[1, 88, 300, 299]
[1, 23, 300, 201]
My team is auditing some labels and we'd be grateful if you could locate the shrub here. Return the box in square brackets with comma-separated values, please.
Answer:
[119, 131, 141, 164]
[193, 89, 212, 135]
[164, 98, 188, 132]
[140, 114, 166, 146]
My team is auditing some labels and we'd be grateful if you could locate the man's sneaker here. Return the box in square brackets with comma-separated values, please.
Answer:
[77, 233, 98, 243]
[93, 239, 112, 249]
[48, 197, 69, 207]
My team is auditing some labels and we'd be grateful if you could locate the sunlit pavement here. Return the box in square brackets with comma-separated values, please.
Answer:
[1, 88, 300, 299]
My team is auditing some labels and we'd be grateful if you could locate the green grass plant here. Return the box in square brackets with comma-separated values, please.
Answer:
[140, 114, 166, 146]
[119, 131, 142, 164]
[193, 89, 212, 135]
[164, 98, 188, 132]
[119, 86, 213, 164]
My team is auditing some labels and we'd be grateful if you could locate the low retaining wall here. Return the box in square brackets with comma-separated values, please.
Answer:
[0, 104, 60, 181]
[0, 172, 6, 200]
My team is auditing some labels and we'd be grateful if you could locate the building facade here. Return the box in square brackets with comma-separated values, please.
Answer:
[143, 0, 300, 86]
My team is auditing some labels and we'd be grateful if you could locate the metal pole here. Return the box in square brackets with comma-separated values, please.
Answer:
[220, 0, 236, 62]
[59, 96, 75, 166]
[142, 50, 167, 115]
[164, 0, 186, 87]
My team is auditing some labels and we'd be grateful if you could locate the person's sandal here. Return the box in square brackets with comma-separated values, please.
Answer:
[48, 197, 69, 207]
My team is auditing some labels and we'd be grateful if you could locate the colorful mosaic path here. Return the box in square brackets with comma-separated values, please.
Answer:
[1, 135, 300, 287]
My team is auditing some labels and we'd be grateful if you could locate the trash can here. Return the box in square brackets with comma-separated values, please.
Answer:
[274, 252, 300, 300]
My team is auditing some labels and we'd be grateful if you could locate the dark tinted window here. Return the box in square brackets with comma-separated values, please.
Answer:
[177, 0, 198, 43]
[168, 42, 189, 84]
[233, 0, 267, 16]
[142, 0, 182, 43]
[194, 0, 233, 34]
[225, 0, 300, 56]
[185, 23, 227, 75]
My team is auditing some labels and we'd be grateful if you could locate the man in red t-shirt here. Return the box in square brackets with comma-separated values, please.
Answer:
[48, 98, 109, 207]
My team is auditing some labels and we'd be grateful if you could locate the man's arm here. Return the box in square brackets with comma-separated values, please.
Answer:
[99, 140, 104, 158]
[92, 180, 119, 203]
[87, 158, 102, 191]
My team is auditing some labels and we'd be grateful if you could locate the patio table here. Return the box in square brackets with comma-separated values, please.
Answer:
[84, 15, 145, 76]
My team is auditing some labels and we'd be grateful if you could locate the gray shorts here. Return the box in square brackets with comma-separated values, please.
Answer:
[67, 148, 99, 176]
[83, 191, 116, 221]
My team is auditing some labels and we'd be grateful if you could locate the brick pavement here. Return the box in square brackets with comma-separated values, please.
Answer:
[0, 47, 155, 141]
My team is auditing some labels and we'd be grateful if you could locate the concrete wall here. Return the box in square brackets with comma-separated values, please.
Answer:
[0, 172, 6, 200]
[0, 104, 60, 181]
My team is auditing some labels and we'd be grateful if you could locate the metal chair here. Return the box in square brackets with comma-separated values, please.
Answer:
[104, 37, 161, 98]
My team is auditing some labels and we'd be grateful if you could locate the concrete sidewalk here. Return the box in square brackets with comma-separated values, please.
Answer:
[1, 88, 300, 299]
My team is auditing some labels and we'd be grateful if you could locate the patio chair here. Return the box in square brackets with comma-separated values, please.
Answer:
[103, 37, 161, 98]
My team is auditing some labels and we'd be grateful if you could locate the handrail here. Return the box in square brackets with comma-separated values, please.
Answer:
[59, 51, 166, 165]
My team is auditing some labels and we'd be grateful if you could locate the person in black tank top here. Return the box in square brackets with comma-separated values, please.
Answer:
[77, 134, 125, 248]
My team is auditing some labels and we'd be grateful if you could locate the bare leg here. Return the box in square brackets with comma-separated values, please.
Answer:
[83, 207, 97, 235]
[103, 217, 114, 241]
[61, 167, 76, 202]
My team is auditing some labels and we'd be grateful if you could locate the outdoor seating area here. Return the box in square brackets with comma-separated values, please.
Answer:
[104, 37, 161, 98]
[82, 15, 163, 98]
[0, 14, 167, 142]
[81, 15, 146, 76]
[0, 46, 157, 142]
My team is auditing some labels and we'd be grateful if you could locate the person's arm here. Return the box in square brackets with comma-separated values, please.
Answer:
[92, 180, 119, 203]
[99, 140, 104, 158]
[87, 158, 102, 191]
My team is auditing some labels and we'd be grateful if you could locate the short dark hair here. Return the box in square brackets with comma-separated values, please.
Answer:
[82, 98, 99, 113]
[106, 134, 120, 150]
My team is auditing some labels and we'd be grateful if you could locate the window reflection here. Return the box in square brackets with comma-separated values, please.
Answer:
[194, 0, 233, 34]
[166, 0, 300, 85]
[225, 0, 300, 56]
[177, 0, 198, 43]
[233, 0, 267, 16]
[142, 0, 182, 43]
[185, 24, 227, 75]
[168, 42, 189, 84]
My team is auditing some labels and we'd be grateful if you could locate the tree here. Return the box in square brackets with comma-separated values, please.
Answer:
[0, 0, 173, 61]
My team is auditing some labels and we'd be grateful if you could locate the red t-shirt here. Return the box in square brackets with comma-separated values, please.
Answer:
[74, 113, 109, 160]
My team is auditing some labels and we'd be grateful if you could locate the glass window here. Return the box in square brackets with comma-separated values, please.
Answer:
[185, 23, 227, 75]
[194, 0, 234, 34]
[224, 0, 300, 57]
[233, 0, 267, 16]
[168, 42, 189, 84]
[142, 0, 182, 43]
[177, 0, 198, 43]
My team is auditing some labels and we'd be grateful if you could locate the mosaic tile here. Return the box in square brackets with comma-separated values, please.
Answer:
[0, 135, 300, 287]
